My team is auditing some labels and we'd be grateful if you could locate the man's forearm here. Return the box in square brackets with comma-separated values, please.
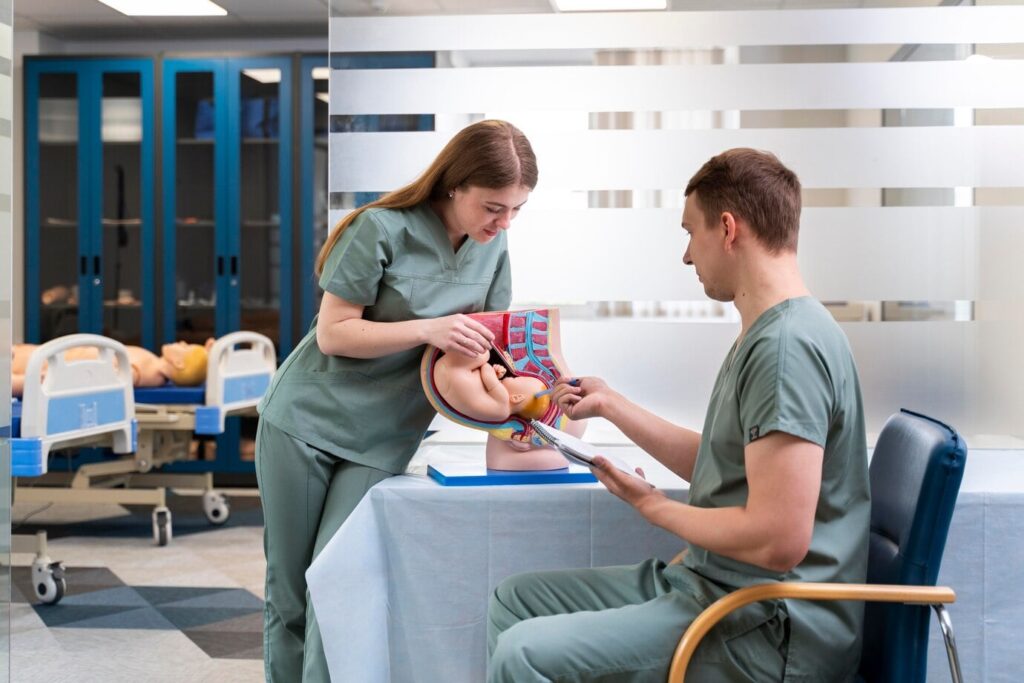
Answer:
[603, 393, 701, 481]
[638, 497, 799, 573]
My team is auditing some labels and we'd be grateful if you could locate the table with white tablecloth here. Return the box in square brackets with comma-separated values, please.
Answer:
[307, 443, 1024, 683]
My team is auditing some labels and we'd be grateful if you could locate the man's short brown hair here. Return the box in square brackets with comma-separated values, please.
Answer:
[684, 148, 802, 253]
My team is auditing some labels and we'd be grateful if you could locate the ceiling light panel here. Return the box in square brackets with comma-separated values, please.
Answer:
[552, 0, 666, 10]
[97, 0, 228, 16]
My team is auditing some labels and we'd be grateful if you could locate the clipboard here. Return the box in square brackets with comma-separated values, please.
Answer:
[530, 420, 646, 480]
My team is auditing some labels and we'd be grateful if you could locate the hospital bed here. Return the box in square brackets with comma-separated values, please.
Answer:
[12, 331, 276, 599]
[12, 333, 137, 604]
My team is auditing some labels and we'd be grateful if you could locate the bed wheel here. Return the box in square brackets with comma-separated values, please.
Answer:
[153, 506, 173, 546]
[202, 491, 231, 526]
[33, 560, 66, 605]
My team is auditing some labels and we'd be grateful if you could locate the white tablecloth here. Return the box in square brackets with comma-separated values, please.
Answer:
[307, 444, 1024, 683]
[307, 442, 689, 683]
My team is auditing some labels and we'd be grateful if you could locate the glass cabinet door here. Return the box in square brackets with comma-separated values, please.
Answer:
[33, 72, 81, 341]
[27, 59, 154, 346]
[100, 71, 147, 345]
[300, 57, 330, 332]
[235, 62, 291, 353]
[168, 69, 219, 346]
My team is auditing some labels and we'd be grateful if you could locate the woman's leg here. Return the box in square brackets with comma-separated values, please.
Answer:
[302, 458, 393, 683]
[256, 419, 337, 683]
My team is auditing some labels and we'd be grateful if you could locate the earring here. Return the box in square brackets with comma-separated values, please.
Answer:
[448, 191, 454, 199]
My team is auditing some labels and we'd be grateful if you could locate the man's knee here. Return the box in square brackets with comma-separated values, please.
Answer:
[488, 573, 533, 652]
[488, 619, 562, 683]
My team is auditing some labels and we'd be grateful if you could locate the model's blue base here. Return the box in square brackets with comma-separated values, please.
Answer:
[427, 462, 596, 486]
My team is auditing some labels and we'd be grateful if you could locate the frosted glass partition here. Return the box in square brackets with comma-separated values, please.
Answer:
[331, 61, 1024, 113]
[0, 0, 12, 677]
[329, 3, 1024, 446]
[331, 128, 1024, 190]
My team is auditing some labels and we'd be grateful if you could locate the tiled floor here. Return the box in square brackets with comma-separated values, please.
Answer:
[10, 492, 266, 682]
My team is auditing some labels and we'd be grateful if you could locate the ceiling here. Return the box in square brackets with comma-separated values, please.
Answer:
[15, 0, 947, 41]
[15, 0, 331, 40]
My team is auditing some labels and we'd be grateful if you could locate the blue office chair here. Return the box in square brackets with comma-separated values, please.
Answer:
[668, 409, 968, 683]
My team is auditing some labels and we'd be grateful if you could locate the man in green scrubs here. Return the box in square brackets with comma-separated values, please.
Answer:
[488, 149, 870, 682]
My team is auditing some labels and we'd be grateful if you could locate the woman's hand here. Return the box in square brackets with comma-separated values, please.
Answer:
[552, 376, 616, 421]
[422, 314, 495, 357]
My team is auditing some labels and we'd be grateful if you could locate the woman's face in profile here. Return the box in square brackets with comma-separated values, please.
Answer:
[451, 184, 531, 244]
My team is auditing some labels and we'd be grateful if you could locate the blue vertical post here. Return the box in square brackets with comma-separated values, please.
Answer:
[298, 55, 326, 337]
[80, 64, 100, 334]
[23, 61, 42, 342]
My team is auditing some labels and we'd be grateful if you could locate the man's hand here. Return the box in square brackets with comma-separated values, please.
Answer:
[552, 376, 617, 420]
[590, 456, 663, 515]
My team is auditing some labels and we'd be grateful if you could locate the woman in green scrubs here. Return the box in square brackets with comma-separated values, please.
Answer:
[255, 119, 538, 682]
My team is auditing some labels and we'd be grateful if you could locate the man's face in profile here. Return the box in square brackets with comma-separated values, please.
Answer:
[681, 193, 731, 303]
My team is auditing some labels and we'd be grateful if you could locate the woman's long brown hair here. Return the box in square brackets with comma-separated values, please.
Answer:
[315, 119, 538, 276]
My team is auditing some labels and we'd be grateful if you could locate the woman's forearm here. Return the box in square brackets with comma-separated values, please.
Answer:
[317, 317, 428, 359]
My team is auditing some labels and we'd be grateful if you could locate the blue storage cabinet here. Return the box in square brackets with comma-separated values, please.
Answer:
[162, 56, 293, 474]
[24, 57, 156, 348]
[162, 56, 293, 357]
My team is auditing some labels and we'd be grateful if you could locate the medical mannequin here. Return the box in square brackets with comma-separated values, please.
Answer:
[11, 340, 210, 396]
[431, 346, 581, 471]
[433, 349, 550, 423]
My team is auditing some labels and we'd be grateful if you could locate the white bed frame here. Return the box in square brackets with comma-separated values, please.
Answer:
[19, 333, 136, 463]
[13, 334, 137, 605]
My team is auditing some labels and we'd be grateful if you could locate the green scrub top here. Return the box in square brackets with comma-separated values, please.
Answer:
[258, 203, 512, 474]
[682, 297, 871, 683]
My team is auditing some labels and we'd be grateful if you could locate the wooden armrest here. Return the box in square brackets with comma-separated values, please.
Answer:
[668, 582, 956, 683]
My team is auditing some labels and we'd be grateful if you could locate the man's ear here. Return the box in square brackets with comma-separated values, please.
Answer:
[721, 211, 739, 251]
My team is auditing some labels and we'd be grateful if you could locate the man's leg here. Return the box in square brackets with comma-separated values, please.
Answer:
[256, 420, 337, 683]
[301, 458, 393, 683]
[488, 561, 787, 683]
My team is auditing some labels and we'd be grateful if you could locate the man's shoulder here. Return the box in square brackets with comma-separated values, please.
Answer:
[764, 298, 848, 347]
[741, 298, 854, 376]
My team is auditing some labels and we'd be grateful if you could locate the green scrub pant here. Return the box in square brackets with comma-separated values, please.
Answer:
[487, 559, 789, 683]
[256, 418, 393, 683]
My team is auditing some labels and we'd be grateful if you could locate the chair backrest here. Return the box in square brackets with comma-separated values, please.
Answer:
[860, 409, 967, 683]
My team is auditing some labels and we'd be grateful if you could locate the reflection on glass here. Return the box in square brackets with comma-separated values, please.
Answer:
[102, 72, 144, 345]
[38, 73, 80, 341]
[1, 0, 12, 675]
[175, 72, 216, 344]
[239, 68, 281, 347]
[312, 68, 329, 315]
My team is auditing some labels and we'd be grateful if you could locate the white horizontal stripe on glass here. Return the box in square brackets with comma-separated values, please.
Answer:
[330, 61, 1024, 115]
[330, 7, 1024, 52]
[329, 128, 1024, 192]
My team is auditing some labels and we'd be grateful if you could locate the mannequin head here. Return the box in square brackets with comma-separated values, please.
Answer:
[501, 375, 551, 420]
[160, 342, 208, 386]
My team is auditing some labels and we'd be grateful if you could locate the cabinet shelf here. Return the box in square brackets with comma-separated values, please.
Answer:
[43, 217, 78, 227]
[102, 218, 143, 226]
[243, 138, 279, 144]
[177, 218, 215, 227]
